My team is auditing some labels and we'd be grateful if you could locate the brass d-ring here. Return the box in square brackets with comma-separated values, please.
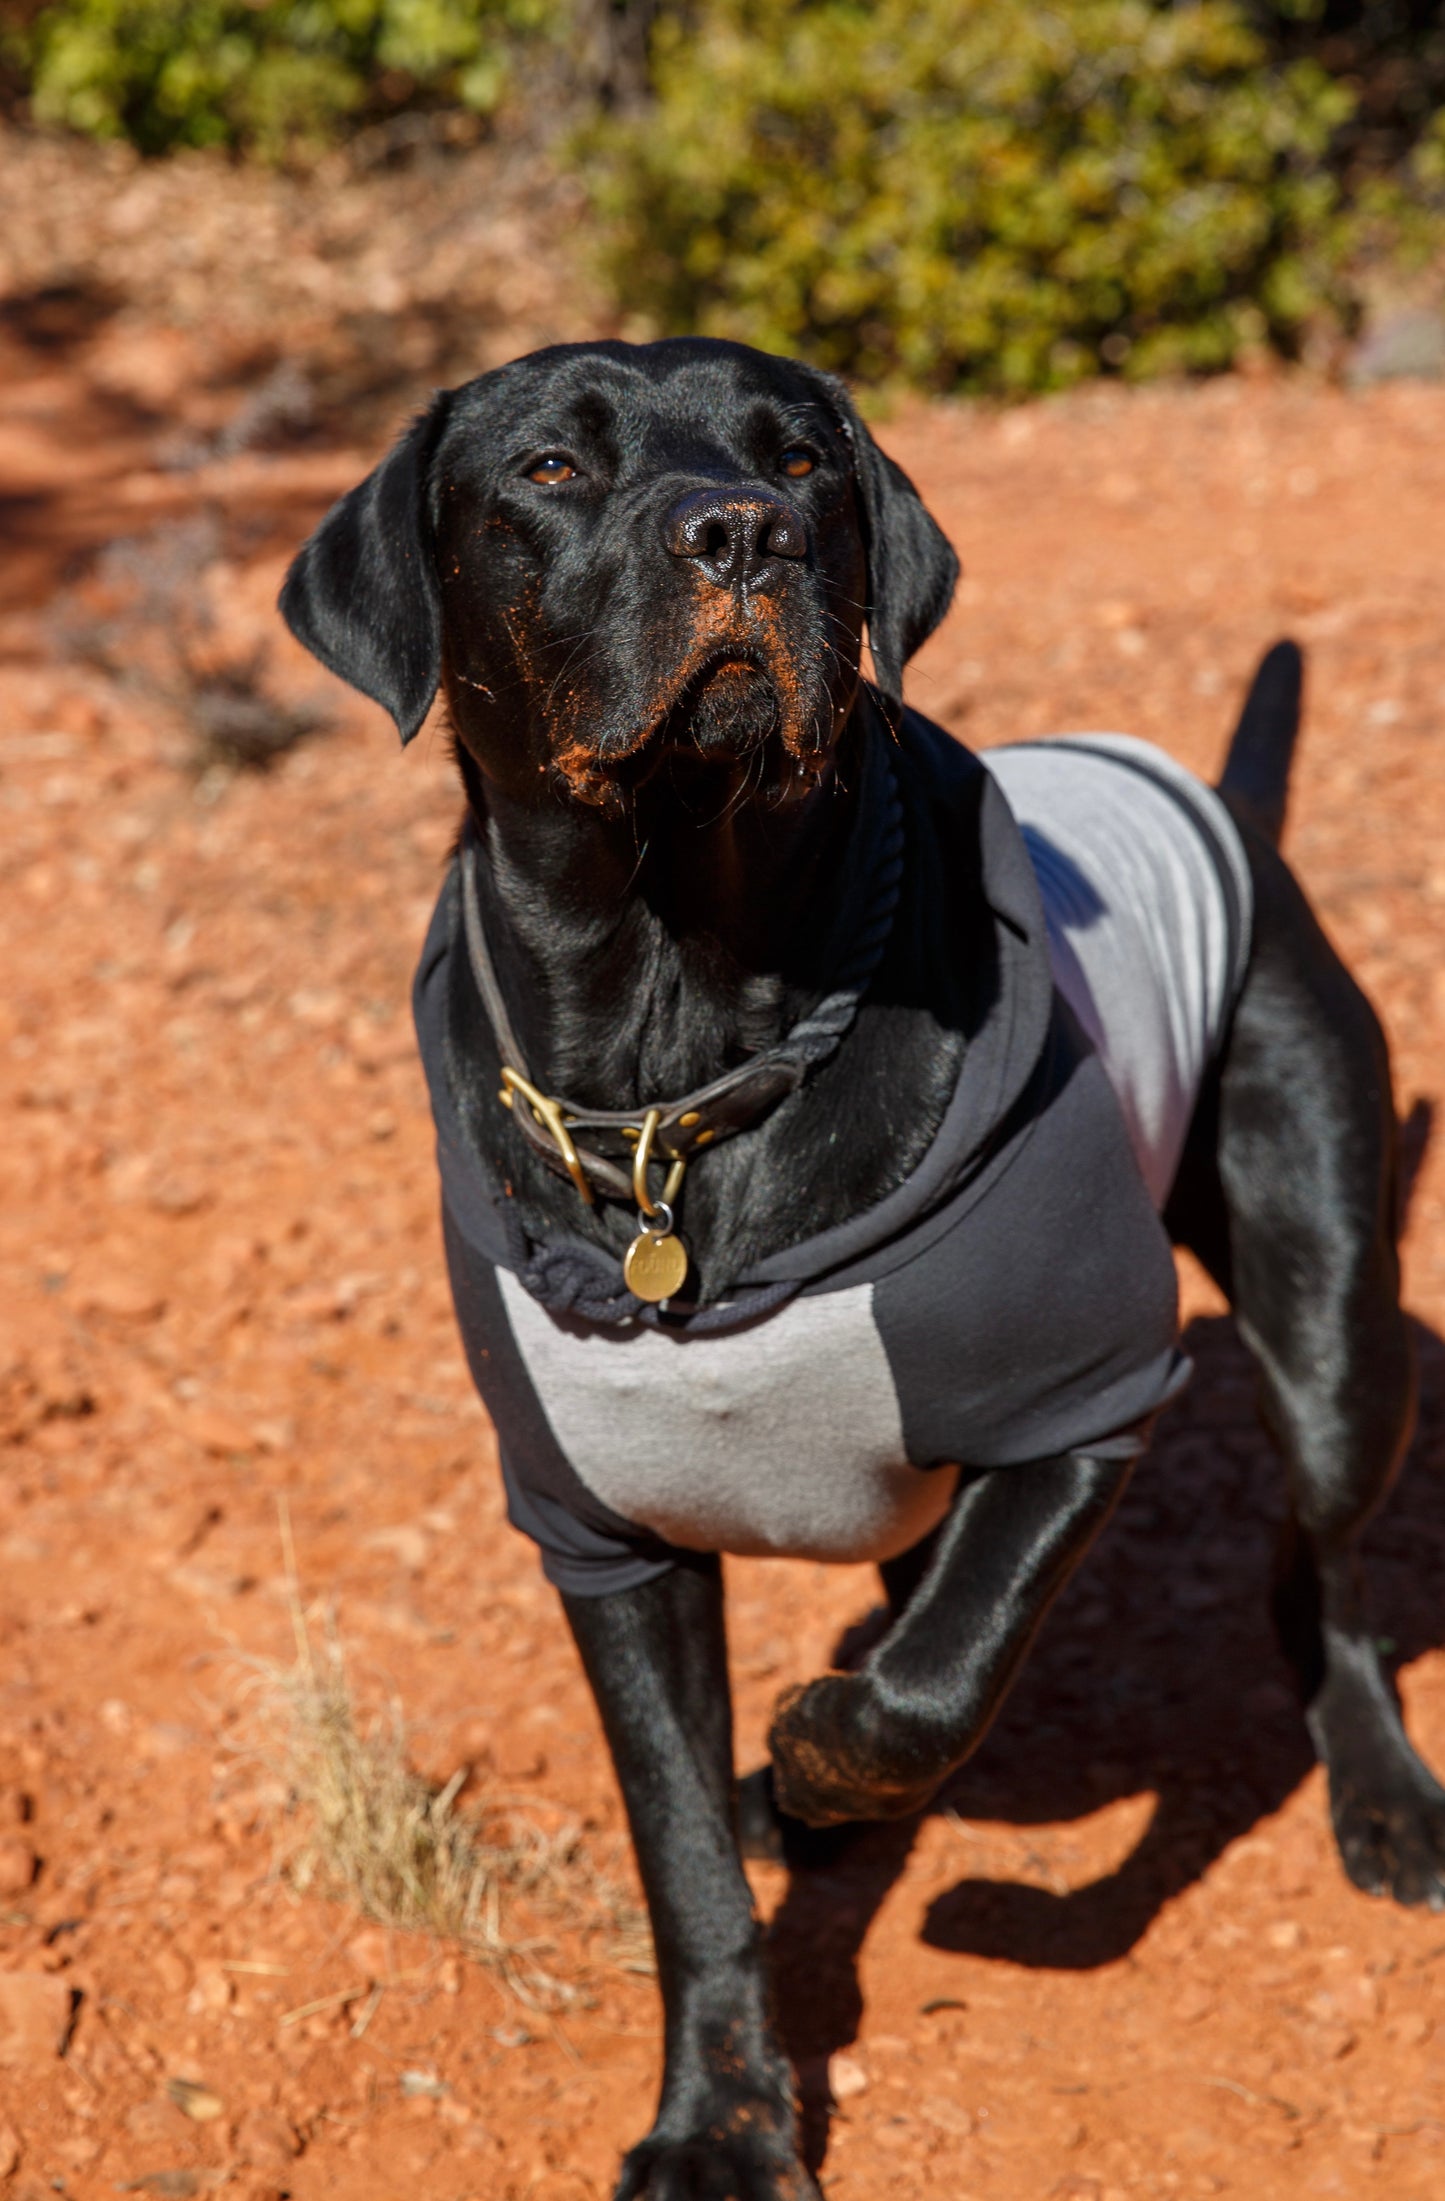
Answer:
[633, 1108, 663, 1216]
[634, 1110, 687, 1216]
[500, 1065, 594, 1206]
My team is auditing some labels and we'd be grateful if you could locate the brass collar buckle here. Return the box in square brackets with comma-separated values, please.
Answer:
[631, 1107, 687, 1219]
[499, 1073, 690, 1221]
[498, 1065, 596, 1206]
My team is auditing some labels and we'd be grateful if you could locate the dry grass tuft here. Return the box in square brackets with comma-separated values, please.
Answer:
[233, 1508, 650, 2005]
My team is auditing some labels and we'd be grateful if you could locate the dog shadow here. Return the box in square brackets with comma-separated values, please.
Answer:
[766, 1296, 1445, 2172]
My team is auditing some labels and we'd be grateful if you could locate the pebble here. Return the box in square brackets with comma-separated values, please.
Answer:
[184, 1406, 258, 1456]
[0, 1972, 73, 2065]
[0, 1842, 37, 1896]
[124, 2101, 190, 2146]
[920, 2094, 974, 2136]
[78, 1275, 166, 1321]
[185, 1965, 234, 2016]
[166, 2076, 224, 2122]
[234, 2109, 302, 2169]
[829, 2052, 868, 2101]
[0, 2124, 19, 2177]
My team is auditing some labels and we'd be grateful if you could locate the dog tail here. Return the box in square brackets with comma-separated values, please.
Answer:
[1216, 638, 1303, 847]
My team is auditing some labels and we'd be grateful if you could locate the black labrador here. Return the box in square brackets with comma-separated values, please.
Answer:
[280, 337, 1445, 2200]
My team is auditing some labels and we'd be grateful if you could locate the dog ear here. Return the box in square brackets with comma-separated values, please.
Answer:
[809, 372, 959, 714]
[278, 392, 453, 744]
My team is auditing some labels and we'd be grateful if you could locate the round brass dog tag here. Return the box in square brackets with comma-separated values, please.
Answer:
[624, 1228, 689, 1304]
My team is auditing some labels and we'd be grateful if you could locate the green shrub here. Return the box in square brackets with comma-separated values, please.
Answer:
[15, 0, 553, 157]
[586, 0, 1356, 391]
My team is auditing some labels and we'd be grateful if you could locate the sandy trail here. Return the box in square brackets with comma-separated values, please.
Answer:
[3, 341, 1445, 2200]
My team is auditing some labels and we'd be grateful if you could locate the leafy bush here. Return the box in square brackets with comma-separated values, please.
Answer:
[14, 0, 553, 157]
[586, 0, 1356, 391]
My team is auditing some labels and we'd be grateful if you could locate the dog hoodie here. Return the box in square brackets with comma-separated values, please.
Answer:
[415, 716, 1251, 1596]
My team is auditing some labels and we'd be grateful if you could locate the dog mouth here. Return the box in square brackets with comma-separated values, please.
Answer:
[548, 617, 840, 812]
[668, 651, 781, 755]
[634, 646, 820, 777]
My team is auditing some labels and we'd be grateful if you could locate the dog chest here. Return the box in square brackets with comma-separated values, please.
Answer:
[496, 1268, 959, 1564]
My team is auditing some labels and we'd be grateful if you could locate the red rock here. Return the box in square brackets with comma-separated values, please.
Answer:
[234, 2109, 301, 2170]
[0, 1842, 36, 1896]
[0, 2123, 19, 2176]
[0, 1973, 74, 2064]
[123, 2101, 190, 2146]
[78, 1275, 166, 1321]
[183, 1407, 257, 1456]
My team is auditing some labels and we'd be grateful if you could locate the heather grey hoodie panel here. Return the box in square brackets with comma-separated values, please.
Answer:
[981, 735, 1251, 1205]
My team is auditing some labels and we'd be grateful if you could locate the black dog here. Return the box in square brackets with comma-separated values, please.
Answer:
[281, 338, 1445, 2200]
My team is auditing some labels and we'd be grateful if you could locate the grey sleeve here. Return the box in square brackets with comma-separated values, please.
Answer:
[442, 1203, 703, 1597]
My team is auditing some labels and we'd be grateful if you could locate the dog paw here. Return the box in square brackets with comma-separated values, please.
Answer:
[768, 1674, 937, 1828]
[735, 1763, 863, 1868]
[615, 2125, 819, 2199]
[1329, 1754, 1445, 1910]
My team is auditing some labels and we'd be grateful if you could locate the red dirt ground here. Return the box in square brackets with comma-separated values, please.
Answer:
[5, 281, 1445, 2201]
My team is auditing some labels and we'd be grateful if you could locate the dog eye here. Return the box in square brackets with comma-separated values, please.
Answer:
[526, 454, 578, 485]
[778, 448, 816, 479]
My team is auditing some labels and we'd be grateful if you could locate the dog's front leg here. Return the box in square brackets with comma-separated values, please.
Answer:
[770, 1451, 1131, 1827]
[563, 1564, 817, 2201]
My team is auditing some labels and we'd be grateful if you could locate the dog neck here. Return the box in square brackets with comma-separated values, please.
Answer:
[454, 724, 867, 1115]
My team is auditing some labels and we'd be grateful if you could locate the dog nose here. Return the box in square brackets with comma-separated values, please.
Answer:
[662, 488, 806, 586]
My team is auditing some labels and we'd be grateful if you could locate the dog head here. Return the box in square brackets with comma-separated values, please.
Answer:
[280, 338, 958, 814]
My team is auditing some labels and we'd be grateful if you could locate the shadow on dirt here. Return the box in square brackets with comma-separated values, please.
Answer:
[767, 1301, 1445, 2169]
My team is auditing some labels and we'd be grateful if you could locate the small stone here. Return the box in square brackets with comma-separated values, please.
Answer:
[362, 1523, 429, 1570]
[147, 1174, 210, 1216]
[79, 1275, 165, 1321]
[234, 2109, 302, 2170]
[166, 2076, 224, 2122]
[155, 1950, 192, 1996]
[459, 2124, 503, 2157]
[184, 1407, 257, 1457]
[0, 1973, 73, 2064]
[0, 2123, 20, 2176]
[828, 2052, 868, 2101]
[0, 1844, 36, 1897]
[873, 2118, 917, 2149]
[346, 1925, 394, 1980]
[920, 2095, 974, 2136]
[185, 1966, 234, 2016]
[124, 2101, 189, 2146]
[1266, 1920, 1304, 1950]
